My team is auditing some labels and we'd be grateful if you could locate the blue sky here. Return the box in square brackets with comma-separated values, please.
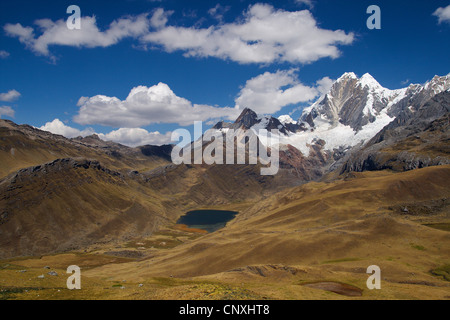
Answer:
[0, 0, 449, 146]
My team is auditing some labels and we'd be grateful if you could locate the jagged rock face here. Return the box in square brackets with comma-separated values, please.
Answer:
[387, 76, 450, 121]
[212, 108, 262, 131]
[300, 72, 379, 130]
[414, 89, 450, 121]
[12, 158, 123, 179]
[214, 107, 306, 135]
[373, 90, 450, 143]
[299, 73, 450, 132]
[283, 122, 307, 133]
[339, 91, 450, 173]
[213, 108, 293, 134]
[303, 73, 362, 127]
[278, 115, 307, 133]
[232, 108, 260, 129]
[139, 144, 174, 161]
[212, 120, 232, 130]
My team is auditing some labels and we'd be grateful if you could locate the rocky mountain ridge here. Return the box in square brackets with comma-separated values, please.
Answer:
[210, 72, 450, 177]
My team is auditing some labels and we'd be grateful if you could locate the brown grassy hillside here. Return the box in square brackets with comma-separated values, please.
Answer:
[77, 166, 450, 299]
[0, 120, 170, 178]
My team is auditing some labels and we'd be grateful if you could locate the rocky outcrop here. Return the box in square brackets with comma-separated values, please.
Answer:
[340, 92, 450, 173]
[139, 144, 174, 161]
[231, 108, 260, 129]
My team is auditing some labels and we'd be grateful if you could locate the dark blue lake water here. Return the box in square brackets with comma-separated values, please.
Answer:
[176, 210, 239, 233]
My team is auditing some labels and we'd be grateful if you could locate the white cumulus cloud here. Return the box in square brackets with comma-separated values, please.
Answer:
[5, 5, 353, 65]
[0, 89, 21, 102]
[74, 82, 240, 127]
[4, 14, 151, 58]
[98, 128, 173, 147]
[235, 69, 331, 114]
[0, 106, 15, 118]
[143, 3, 354, 64]
[39, 118, 172, 147]
[433, 5, 450, 24]
[39, 119, 95, 138]
[315, 76, 334, 96]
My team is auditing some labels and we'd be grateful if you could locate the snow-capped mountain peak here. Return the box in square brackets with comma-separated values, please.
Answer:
[276, 72, 449, 156]
[213, 72, 449, 159]
[278, 115, 295, 125]
[358, 73, 382, 90]
[299, 73, 450, 130]
[424, 74, 450, 93]
[336, 72, 358, 82]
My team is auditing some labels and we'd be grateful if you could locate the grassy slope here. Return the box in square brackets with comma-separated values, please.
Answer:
[0, 160, 288, 260]
[0, 119, 293, 259]
[1, 165, 449, 299]
[0, 161, 170, 258]
[77, 165, 450, 299]
[1, 118, 449, 299]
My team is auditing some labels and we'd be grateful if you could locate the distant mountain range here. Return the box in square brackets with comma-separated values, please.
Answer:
[213, 72, 450, 176]
[217, 73, 449, 154]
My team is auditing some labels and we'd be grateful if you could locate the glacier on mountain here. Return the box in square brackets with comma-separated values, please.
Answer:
[259, 73, 450, 156]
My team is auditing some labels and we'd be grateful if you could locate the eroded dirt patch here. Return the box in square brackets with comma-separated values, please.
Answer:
[302, 281, 363, 297]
